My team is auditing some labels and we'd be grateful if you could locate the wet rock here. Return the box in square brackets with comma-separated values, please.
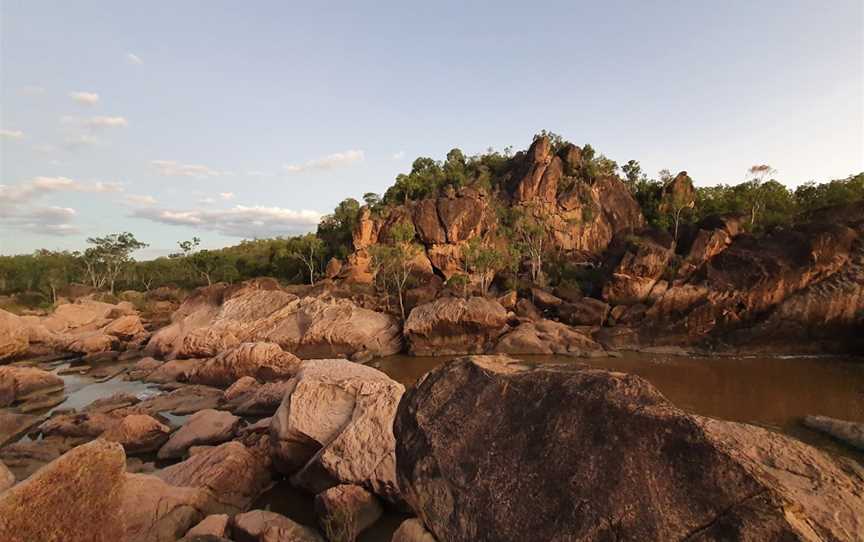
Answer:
[0, 365, 64, 407]
[0, 439, 126, 542]
[158, 409, 241, 459]
[184, 514, 230, 539]
[232, 510, 323, 542]
[395, 356, 864, 542]
[404, 297, 508, 356]
[39, 411, 119, 439]
[135, 385, 223, 415]
[102, 313, 147, 340]
[63, 331, 119, 354]
[233, 380, 293, 416]
[0, 309, 29, 362]
[145, 358, 205, 384]
[128, 356, 163, 379]
[558, 297, 611, 326]
[391, 518, 437, 542]
[0, 435, 85, 481]
[271, 359, 404, 502]
[102, 413, 171, 455]
[0, 459, 14, 492]
[494, 320, 601, 355]
[122, 471, 210, 542]
[158, 441, 271, 514]
[315, 484, 383, 538]
[85, 391, 141, 414]
[803, 415, 864, 451]
[186, 342, 301, 387]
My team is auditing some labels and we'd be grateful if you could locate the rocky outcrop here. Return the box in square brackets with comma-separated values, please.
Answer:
[602, 229, 674, 305]
[493, 320, 601, 355]
[404, 297, 508, 356]
[0, 366, 64, 407]
[0, 439, 127, 542]
[270, 359, 404, 502]
[147, 281, 402, 360]
[232, 510, 323, 542]
[315, 484, 382, 539]
[102, 413, 171, 455]
[185, 342, 301, 387]
[395, 356, 864, 542]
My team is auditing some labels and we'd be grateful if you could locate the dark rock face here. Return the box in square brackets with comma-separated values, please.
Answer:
[394, 356, 864, 542]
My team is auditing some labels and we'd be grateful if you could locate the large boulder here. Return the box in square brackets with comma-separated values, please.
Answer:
[0, 439, 127, 542]
[270, 359, 404, 502]
[122, 472, 211, 542]
[404, 297, 508, 356]
[803, 415, 864, 451]
[102, 413, 171, 455]
[0, 310, 29, 362]
[394, 356, 864, 542]
[602, 230, 674, 305]
[185, 342, 301, 387]
[232, 510, 323, 542]
[493, 320, 601, 355]
[147, 282, 402, 360]
[314, 484, 382, 539]
[158, 441, 271, 514]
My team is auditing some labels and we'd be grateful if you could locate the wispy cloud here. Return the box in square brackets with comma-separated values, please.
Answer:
[124, 194, 158, 206]
[87, 116, 128, 129]
[0, 129, 24, 140]
[126, 53, 143, 65]
[0, 206, 80, 236]
[131, 205, 322, 238]
[0, 176, 123, 205]
[70, 91, 100, 106]
[284, 149, 364, 173]
[152, 160, 227, 179]
[392, 151, 405, 160]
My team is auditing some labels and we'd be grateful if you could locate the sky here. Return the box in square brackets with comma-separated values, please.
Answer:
[1, 0, 862, 258]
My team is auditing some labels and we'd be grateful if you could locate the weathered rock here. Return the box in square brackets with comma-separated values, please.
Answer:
[0, 435, 84, 481]
[530, 288, 562, 309]
[147, 282, 402, 360]
[224, 375, 261, 401]
[39, 411, 119, 439]
[493, 320, 601, 355]
[0, 310, 29, 362]
[496, 291, 517, 310]
[603, 230, 674, 305]
[395, 356, 864, 542]
[0, 365, 63, 407]
[803, 415, 864, 451]
[232, 510, 323, 542]
[0, 460, 14, 492]
[558, 297, 611, 326]
[391, 518, 437, 542]
[145, 358, 205, 384]
[315, 484, 383, 538]
[183, 514, 230, 539]
[128, 356, 164, 379]
[135, 385, 224, 415]
[102, 313, 147, 340]
[158, 441, 271, 514]
[271, 359, 404, 501]
[186, 342, 301, 387]
[0, 439, 126, 542]
[233, 380, 294, 416]
[63, 330, 119, 354]
[677, 214, 742, 280]
[514, 298, 541, 320]
[158, 409, 241, 459]
[122, 472, 211, 542]
[324, 257, 343, 279]
[404, 297, 508, 356]
[102, 413, 171, 455]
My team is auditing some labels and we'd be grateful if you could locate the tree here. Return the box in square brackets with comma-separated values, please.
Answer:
[744, 164, 777, 226]
[370, 221, 420, 321]
[84, 232, 148, 294]
[286, 234, 325, 285]
[621, 160, 643, 192]
[501, 207, 548, 286]
[461, 238, 510, 297]
[317, 198, 361, 260]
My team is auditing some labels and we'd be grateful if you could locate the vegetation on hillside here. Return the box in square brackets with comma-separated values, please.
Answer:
[2, 132, 861, 312]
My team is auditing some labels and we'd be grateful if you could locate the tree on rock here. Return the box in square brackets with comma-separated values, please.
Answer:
[370, 221, 421, 321]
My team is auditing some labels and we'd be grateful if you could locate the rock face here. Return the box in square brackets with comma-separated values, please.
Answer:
[158, 409, 241, 459]
[315, 484, 383, 538]
[602, 229, 674, 305]
[404, 297, 508, 356]
[270, 359, 404, 502]
[803, 415, 864, 451]
[493, 320, 601, 355]
[0, 439, 127, 542]
[147, 281, 402, 360]
[394, 356, 864, 542]
[185, 342, 301, 387]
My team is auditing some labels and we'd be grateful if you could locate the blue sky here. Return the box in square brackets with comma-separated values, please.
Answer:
[1, 0, 862, 257]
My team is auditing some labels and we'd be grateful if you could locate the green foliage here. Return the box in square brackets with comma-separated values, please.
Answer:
[82, 232, 148, 294]
[369, 221, 420, 320]
[172, 238, 238, 286]
[317, 198, 361, 260]
[461, 238, 514, 296]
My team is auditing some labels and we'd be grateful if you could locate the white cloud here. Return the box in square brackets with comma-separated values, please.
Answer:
[0, 205, 80, 236]
[63, 134, 99, 150]
[284, 149, 364, 173]
[0, 176, 123, 205]
[0, 129, 24, 140]
[70, 91, 100, 105]
[392, 151, 405, 160]
[152, 160, 227, 179]
[126, 53, 143, 65]
[131, 205, 322, 238]
[125, 194, 157, 206]
[219, 192, 235, 200]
